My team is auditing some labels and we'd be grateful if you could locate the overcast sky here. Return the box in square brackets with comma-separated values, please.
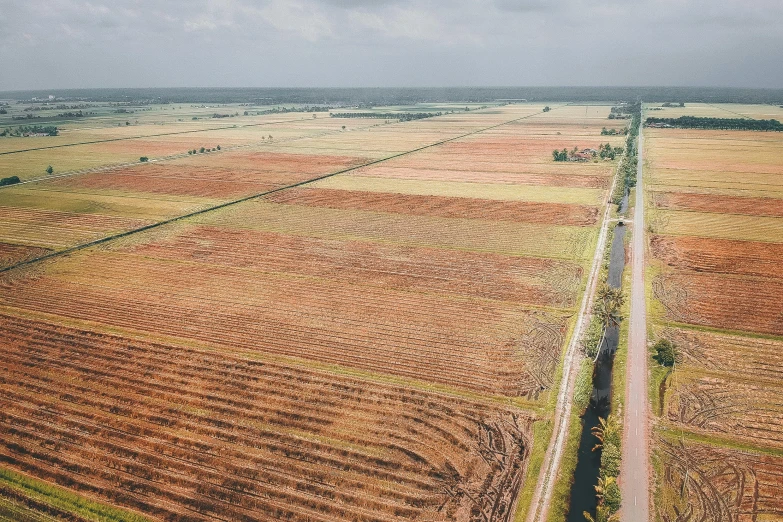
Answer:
[1, 0, 782, 90]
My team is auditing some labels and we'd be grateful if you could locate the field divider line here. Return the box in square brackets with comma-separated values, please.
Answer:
[0, 116, 310, 157]
[525, 133, 624, 522]
[3, 123, 368, 188]
[0, 105, 561, 274]
[1, 106, 501, 188]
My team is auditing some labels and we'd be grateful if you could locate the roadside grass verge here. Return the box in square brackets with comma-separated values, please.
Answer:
[544, 357, 595, 522]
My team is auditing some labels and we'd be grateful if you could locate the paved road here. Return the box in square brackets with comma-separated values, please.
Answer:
[621, 121, 650, 521]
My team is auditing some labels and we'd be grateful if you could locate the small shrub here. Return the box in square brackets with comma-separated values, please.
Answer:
[0, 175, 21, 186]
[604, 480, 622, 513]
[139, 156, 148, 162]
[46, 165, 53, 175]
[199, 147, 205, 153]
[216, 145, 221, 150]
[653, 338, 677, 367]
[582, 319, 603, 358]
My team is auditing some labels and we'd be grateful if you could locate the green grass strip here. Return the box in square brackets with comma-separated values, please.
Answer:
[0, 467, 150, 522]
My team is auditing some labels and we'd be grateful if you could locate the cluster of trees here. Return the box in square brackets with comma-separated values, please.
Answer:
[583, 284, 625, 361]
[599, 143, 623, 160]
[608, 103, 639, 120]
[611, 103, 642, 207]
[585, 414, 622, 522]
[580, 283, 625, 522]
[552, 144, 622, 162]
[57, 110, 90, 118]
[23, 103, 91, 111]
[0, 108, 6, 114]
[330, 112, 441, 121]
[188, 145, 222, 155]
[259, 106, 332, 115]
[645, 116, 783, 131]
[661, 102, 685, 107]
[600, 127, 628, 136]
[0, 175, 21, 186]
[543, 106, 551, 112]
[0, 125, 59, 137]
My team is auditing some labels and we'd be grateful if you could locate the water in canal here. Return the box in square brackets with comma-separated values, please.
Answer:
[565, 222, 626, 522]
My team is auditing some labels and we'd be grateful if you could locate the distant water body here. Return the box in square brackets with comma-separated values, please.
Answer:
[2, 86, 782, 105]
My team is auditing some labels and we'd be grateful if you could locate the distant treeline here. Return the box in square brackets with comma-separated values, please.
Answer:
[4, 87, 782, 105]
[258, 106, 332, 114]
[0, 125, 58, 137]
[645, 116, 783, 131]
[612, 102, 642, 206]
[330, 112, 441, 121]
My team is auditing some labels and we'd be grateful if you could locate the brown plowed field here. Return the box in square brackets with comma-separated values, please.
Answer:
[650, 235, 783, 279]
[662, 327, 783, 383]
[197, 202, 594, 260]
[666, 374, 783, 450]
[437, 137, 621, 158]
[0, 207, 152, 250]
[0, 251, 568, 397]
[50, 152, 368, 199]
[653, 191, 783, 217]
[123, 225, 584, 307]
[347, 166, 609, 188]
[653, 271, 783, 335]
[0, 313, 533, 522]
[0, 242, 51, 269]
[266, 188, 599, 226]
[656, 439, 783, 522]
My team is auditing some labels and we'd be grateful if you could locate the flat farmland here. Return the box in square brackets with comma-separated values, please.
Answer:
[0, 102, 620, 521]
[645, 106, 783, 521]
[0, 114, 366, 181]
[0, 106, 554, 269]
[0, 313, 533, 522]
[654, 439, 783, 522]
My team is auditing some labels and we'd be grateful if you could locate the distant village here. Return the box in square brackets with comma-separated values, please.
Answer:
[552, 143, 623, 162]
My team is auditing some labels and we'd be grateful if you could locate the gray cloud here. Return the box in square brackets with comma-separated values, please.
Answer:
[0, 0, 780, 90]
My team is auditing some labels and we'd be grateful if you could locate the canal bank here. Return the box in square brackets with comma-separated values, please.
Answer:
[566, 222, 627, 521]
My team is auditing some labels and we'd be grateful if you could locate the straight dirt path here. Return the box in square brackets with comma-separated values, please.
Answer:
[525, 136, 623, 522]
[621, 121, 650, 521]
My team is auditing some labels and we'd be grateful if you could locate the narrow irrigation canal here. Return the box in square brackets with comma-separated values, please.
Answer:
[566, 220, 627, 521]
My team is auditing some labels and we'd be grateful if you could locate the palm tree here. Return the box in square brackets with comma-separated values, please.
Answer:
[594, 476, 615, 503]
[592, 284, 624, 362]
[591, 414, 619, 452]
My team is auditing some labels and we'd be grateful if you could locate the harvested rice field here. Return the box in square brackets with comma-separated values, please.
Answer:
[645, 104, 783, 522]
[0, 100, 623, 521]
